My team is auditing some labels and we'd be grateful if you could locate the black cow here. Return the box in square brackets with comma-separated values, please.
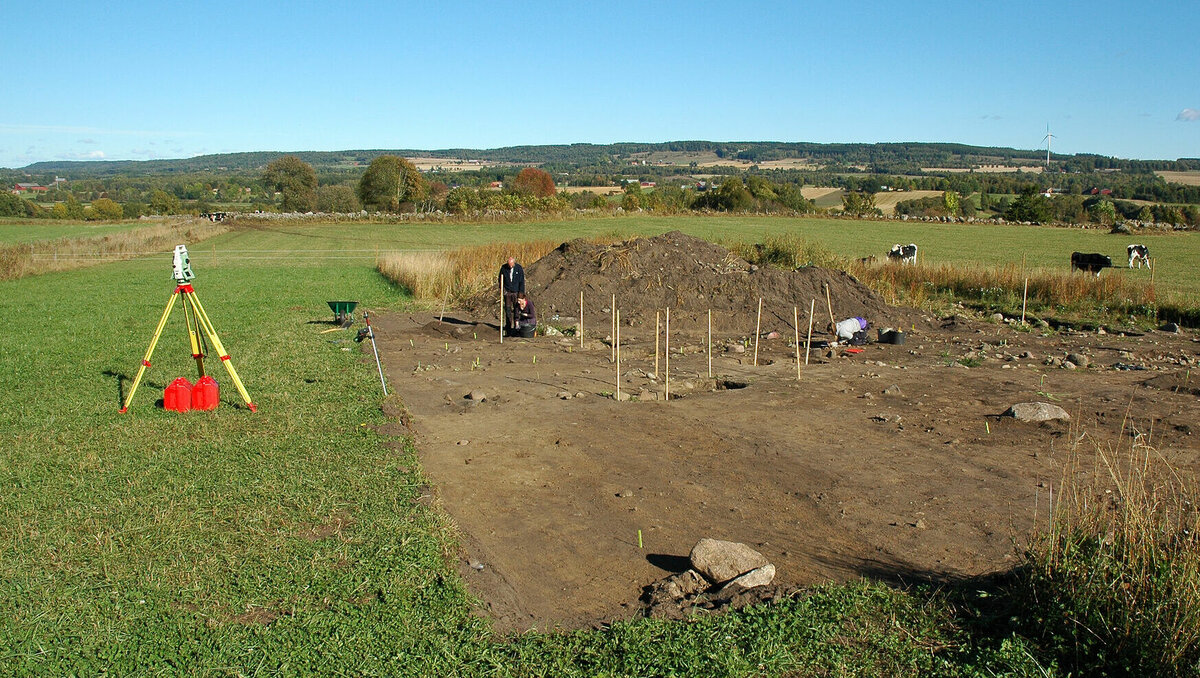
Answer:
[1071, 252, 1111, 276]
[1127, 244, 1150, 269]
[887, 243, 918, 265]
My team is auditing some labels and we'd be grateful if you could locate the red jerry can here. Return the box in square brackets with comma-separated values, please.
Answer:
[163, 377, 193, 412]
[191, 375, 219, 411]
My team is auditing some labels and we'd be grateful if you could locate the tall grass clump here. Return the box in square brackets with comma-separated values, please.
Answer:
[377, 240, 565, 304]
[1020, 428, 1200, 675]
[727, 233, 849, 270]
[0, 218, 229, 281]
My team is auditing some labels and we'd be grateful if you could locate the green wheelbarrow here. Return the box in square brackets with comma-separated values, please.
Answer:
[327, 300, 359, 327]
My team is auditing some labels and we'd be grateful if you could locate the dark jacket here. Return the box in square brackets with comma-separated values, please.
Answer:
[515, 298, 536, 325]
[499, 263, 525, 293]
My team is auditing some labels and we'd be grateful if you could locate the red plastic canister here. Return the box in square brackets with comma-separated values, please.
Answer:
[163, 377, 193, 412]
[191, 375, 219, 411]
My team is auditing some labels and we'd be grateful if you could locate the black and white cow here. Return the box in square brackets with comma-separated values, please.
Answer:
[887, 243, 918, 265]
[1071, 252, 1112, 276]
[1127, 244, 1150, 269]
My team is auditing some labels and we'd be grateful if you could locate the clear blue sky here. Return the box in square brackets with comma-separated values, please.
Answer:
[2, 1, 1197, 169]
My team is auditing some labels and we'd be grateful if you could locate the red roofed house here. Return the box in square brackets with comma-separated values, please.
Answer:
[14, 183, 48, 193]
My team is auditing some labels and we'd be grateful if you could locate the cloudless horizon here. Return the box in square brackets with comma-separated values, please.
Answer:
[3, 0, 1198, 170]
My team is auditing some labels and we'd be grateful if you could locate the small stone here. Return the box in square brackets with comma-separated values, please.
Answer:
[728, 344, 746, 354]
[456, 440, 469, 446]
[914, 518, 928, 530]
[557, 391, 572, 400]
[764, 331, 780, 339]
[575, 392, 587, 399]
[1066, 353, 1090, 368]
[466, 390, 487, 401]
[617, 489, 633, 498]
[1064, 361, 1077, 370]
[992, 313, 1005, 322]
[1160, 322, 1180, 333]
[1020, 351, 1034, 359]
[1005, 402, 1071, 422]
[1097, 327, 1107, 336]
[882, 384, 902, 395]
[616, 391, 631, 401]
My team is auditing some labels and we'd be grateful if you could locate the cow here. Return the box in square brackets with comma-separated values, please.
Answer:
[887, 243, 918, 265]
[1127, 244, 1150, 269]
[1071, 252, 1111, 276]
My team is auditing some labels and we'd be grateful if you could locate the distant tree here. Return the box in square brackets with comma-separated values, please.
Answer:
[65, 195, 85, 220]
[1005, 186, 1052, 223]
[1088, 199, 1117, 225]
[263, 156, 318, 212]
[1136, 206, 1153, 222]
[841, 191, 878, 217]
[357, 155, 427, 212]
[0, 192, 34, 217]
[51, 203, 69, 219]
[149, 189, 180, 215]
[716, 177, 753, 211]
[511, 168, 556, 197]
[444, 186, 481, 214]
[123, 201, 149, 219]
[315, 185, 361, 213]
[90, 198, 124, 221]
[942, 191, 960, 215]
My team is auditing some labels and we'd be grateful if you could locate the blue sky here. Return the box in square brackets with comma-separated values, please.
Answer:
[2, 1, 1197, 169]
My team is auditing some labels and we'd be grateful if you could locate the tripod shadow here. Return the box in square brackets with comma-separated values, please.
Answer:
[103, 369, 167, 409]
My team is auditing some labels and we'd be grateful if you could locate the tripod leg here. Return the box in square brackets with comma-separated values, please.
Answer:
[181, 293, 207, 378]
[187, 289, 257, 412]
[120, 288, 181, 413]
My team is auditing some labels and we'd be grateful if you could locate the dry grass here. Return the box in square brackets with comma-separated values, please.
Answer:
[1022, 419, 1200, 675]
[378, 240, 576, 304]
[870, 190, 944, 214]
[0, 218, 231, 281]
[1157, 171, 1200, 187]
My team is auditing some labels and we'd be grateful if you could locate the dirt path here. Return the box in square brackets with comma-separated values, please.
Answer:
[373, 311, 1199, 632]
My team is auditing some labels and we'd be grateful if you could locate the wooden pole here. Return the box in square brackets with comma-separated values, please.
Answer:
[753, 297, 762, 367]
[665, 307, 670, 401]
[615, 309, 621, 401]
[611, 293, 616, 363]
[794, 306, 801, 380]
[824, 283, 836, 329]
[804, 299, 815, 366]
[439, 293, 447, 323]
[707, 309, 712, 378]
[579, 290, 584, 348]
[1020, 277, 1029, 325]
[654, 310, 660, 379]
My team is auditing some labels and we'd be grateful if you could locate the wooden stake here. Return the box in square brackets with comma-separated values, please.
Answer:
[615, 309, 621, 401]
[654, 310, 660, 379]
[753, 297, 762, 366]
[665, 307, 670, 401]
[579, 290, 584, 348]
[804, 299, 815, 366]
[824, 283, 835, 328]
[707, 309, 712, 378]
[794, 306, 801, 380]
[439, 293, 447, 323]
[611, 293, 616, 363]
[1020, 277, 1029, 325]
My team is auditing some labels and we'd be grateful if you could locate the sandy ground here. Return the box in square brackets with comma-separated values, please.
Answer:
[372, 311, 1199, 632]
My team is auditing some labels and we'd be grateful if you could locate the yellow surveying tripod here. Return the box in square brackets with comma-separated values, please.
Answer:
[119, 245, 256, 413]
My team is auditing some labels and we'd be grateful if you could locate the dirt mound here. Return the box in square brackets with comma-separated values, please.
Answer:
[471, 231, 897, 333]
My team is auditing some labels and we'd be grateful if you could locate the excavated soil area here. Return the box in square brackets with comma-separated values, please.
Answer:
[372, 236, 1200, 633]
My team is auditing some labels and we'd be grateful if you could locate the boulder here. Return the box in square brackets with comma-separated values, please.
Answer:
[1066, 353, 1090, 368]
[719, 564, 776, 593]
[1004, 402, 1071, 422]
[689, 538, 770, 584]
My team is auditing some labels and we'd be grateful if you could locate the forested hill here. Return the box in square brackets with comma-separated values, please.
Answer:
[15, 142, 1200, 178]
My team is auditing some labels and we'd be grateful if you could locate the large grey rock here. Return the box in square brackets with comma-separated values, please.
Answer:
[689, 538, 769, 584]
[1066, 353, 1090, 368]
[719, 564, 776, 593]
[1005, 402, 1071, 422]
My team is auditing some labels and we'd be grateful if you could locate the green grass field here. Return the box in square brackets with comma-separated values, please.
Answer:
[2, 214, 1193, 674]
[0, 218, 141, 244]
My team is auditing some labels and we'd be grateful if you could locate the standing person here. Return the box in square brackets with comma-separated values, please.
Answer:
[498, 256, 525, 331]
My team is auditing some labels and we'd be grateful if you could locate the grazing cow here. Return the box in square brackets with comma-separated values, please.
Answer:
[1071, 252, 1112, 276]
[887, 243, 918, 265]
[1127, 244, 1150, 269]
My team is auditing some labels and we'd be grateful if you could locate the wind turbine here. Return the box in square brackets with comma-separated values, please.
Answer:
[1043, 124, 1055, 168]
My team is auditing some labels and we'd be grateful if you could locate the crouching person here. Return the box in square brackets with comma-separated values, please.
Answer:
[512, 292, 537, 337]
[830, 316, 870, 345]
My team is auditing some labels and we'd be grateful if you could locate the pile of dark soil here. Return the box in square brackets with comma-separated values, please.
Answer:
[470, 231, 899, 333]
